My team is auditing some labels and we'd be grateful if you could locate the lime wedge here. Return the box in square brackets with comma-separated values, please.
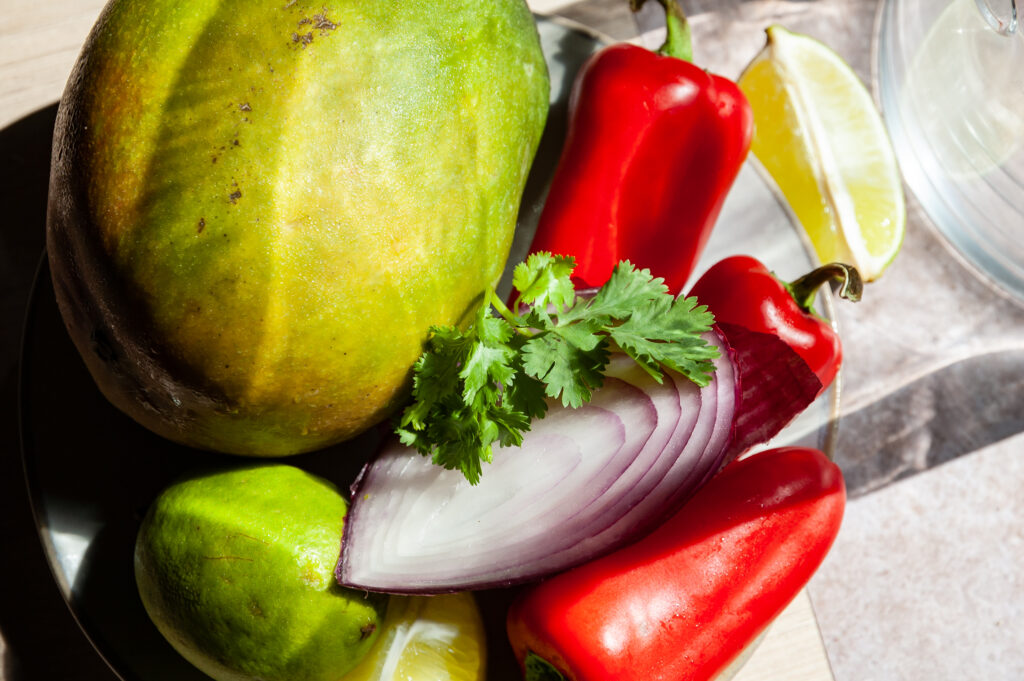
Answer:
[738, 25, 906, 281]
[342, 592, 486, 681]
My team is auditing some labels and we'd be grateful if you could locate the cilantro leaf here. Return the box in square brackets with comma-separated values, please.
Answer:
[460, 306, 516, 407]
[394, 253, 719, 483]
[503, 370, 548, 423]
[563, 261, 669, 323]
[512, 253, 577, 312]
[521, 331, 609, 408]
[396, 326, 465, 431]
[608, 295, 718, 386]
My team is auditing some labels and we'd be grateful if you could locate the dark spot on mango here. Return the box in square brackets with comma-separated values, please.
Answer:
[90, 326, 118, 362]
[312, 12, 337, 33]
[359, 623, 376, 640]
[198, 218, 206, 233]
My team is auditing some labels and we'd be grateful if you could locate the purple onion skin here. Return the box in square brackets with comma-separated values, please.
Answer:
[717, 322, 823, 464]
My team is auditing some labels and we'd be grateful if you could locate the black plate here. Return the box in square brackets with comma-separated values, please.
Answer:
[19, 16, 837, 681]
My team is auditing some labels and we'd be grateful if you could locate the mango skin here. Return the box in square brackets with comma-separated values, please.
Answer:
[46, 0, 549, 455]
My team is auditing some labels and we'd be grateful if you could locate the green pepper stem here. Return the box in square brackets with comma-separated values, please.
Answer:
[786, 262, 863, 312]
[629, 0, 694, 62]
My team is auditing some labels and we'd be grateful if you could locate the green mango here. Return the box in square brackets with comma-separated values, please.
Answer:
[46, 0, 549, 455]
[134, 463, 387, 681]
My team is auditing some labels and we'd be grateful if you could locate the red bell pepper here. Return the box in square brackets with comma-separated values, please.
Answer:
[527, 0, 753, 295]
[506, 446, 845, 681]
[688, 255, 862, 393]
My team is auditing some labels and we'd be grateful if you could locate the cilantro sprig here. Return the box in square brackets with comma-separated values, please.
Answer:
[395, 253, 718, 484]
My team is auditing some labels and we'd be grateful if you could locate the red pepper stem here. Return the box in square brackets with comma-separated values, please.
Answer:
[629, 0, 694, 62]
[786, 262, 863, 312]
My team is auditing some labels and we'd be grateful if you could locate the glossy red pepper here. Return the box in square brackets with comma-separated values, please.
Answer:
[506, 446, 845, 681]
[689, 255, 862, 393]
[527, 0, 753, 295]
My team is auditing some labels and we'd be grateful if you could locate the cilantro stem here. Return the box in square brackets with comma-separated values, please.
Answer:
[487, 288, 518, 325]
[488, 289, 538, 339]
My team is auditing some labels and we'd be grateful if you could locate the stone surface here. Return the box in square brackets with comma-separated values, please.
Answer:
[809, 433, 1024, 680]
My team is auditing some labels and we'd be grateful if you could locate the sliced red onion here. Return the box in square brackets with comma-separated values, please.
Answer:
[336, 324, 821, 594]
[348, 378, 657, 577]
[584, 331, 738, 546]
[336, 331, 737, 594]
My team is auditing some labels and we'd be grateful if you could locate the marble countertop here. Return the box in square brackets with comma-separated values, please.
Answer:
[1, 1, 1021, 680]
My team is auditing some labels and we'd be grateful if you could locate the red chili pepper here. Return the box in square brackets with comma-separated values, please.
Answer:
[527, 0, 753, 295]
[688, 255, 862, 393]
[506, 446, 846, 681]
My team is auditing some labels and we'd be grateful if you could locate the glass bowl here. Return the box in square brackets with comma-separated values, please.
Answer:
[876, 0, 1024, 300]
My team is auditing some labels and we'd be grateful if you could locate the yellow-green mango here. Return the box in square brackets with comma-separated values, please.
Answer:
[46, 0, 549, 455]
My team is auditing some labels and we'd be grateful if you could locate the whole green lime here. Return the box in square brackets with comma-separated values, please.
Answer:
[46, 0, 550, 455]
[134, 464, 386, 681]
